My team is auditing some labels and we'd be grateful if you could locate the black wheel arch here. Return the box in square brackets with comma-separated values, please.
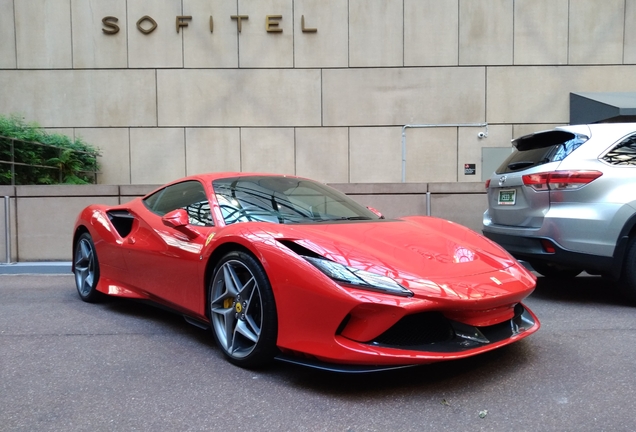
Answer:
[72, 225, 90, 271]
[612, 213, 636, 278]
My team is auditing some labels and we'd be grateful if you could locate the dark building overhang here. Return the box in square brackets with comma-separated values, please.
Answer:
[570, 92, 636, 124]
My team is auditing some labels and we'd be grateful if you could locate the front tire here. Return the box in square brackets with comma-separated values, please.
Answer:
[208, 251, 278, 368]
[73, 232, 103, 303]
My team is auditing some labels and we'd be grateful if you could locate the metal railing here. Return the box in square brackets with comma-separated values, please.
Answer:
[3, 196, 10, 264]
[0, 135, 99, 186]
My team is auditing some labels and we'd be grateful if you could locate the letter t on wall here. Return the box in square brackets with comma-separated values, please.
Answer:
[231, 15, 249, 32]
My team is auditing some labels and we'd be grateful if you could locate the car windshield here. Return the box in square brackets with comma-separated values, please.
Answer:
[212, 176, 380, 225]
[496, 130, 588, 174]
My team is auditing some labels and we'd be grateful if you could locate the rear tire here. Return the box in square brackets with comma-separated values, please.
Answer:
[619, 236, 636, 302]
[530, 261, 582, 279]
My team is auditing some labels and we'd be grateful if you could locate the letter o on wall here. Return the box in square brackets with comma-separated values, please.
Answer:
[137, 15, 158, 34]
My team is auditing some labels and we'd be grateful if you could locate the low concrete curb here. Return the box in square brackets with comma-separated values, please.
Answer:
[0, 262, 71, 275]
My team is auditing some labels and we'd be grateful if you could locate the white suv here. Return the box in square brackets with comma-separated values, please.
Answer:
[482, 124, 636, 298]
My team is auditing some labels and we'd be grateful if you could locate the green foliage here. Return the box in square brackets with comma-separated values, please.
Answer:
[0, 114, 100, 185]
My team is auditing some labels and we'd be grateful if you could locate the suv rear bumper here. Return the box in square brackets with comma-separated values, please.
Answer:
[482, 231, 625, 278]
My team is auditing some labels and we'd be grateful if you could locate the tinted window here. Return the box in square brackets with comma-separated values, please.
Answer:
[213, 176, 379, 225]
[143, 181, 213, 226]
[496, 131, 588, 174]
[603, 133, 636, 165]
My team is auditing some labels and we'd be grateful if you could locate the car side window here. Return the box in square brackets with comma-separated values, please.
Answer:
[603, 133, 636, 166]
[143, 181, 213, 226]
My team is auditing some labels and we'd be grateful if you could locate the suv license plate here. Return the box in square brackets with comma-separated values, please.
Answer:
[498, 189, 516, 206]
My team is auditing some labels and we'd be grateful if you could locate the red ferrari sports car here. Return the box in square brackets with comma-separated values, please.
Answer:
[73, 173, 539, 371]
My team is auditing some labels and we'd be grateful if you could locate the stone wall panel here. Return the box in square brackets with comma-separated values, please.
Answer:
[0, 0, 16, 68]
[15, 0, 72, 69]
[78, 128, 131, 185]
[513, 0, 568, 65]
[569, 0, 625, 65]
[157, 69, 321, 127]
[404, 127, 457, 183]
[71, 0, 128, 69]
[459, 0, 513, 65]
[293, 0, 348, 68]
[349, 127, 402, 183]
[240, 128, 295, 174]
[625, 0, 636, 64]
[127, 0, 184, 68]
[17, 196, 120, 261]
[130, 128, 185, 184]
[322, 68, 486, 126]
[185, 128, 241, 175]
[348, 0, 403, 67]
[0, 70, 156, 128]
[404, 0, 458, 67]
[487, 66, 636, 124]
[237, 0, 293, 68]
[295, 127, 349, 183]
[183, 0, 239, 68]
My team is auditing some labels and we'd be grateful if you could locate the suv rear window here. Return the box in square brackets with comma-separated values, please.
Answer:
[602, 133, 636, 165]
[495, 130, 588, 174]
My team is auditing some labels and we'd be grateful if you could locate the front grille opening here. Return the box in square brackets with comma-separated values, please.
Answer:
[371, 312, 454, 347]
[336, 314, 351, 335]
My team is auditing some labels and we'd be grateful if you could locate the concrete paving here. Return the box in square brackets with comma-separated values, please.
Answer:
[1, 274, 635, 431]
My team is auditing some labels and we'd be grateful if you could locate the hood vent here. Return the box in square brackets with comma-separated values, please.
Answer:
[276, 239, 322, 259]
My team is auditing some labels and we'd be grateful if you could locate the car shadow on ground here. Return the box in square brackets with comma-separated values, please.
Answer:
[94, 294, 217, 347]
[273, 341, 536, 398]
[93, 291, 537, 394]
[530, 274, 628, 306]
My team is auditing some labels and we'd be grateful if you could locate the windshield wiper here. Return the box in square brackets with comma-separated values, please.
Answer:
[313, 216, 374, 222]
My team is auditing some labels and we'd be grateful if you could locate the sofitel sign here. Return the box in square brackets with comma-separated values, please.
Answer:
[102, 14, 317, 34]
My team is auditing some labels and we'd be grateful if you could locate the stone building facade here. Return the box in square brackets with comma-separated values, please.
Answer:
[1, 0, 636, 185]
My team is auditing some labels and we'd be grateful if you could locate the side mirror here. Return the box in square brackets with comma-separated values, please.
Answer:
[162, 209, 199, 238]
[366, 206, 384, 219]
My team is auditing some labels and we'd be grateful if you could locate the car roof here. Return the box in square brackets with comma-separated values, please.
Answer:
[556, 123, 636, 141]
[150, 172, 308, 195]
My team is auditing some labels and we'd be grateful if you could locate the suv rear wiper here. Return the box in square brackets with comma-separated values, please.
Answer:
[507, 161, 534, 170]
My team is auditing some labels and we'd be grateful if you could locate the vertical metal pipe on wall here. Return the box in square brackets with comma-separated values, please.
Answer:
[3, 196, 10, 264]
[401, 123, 489, 183]
[401, 123, 488, 217]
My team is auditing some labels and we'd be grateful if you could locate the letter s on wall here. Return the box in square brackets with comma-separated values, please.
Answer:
[102, 16, 120, 35]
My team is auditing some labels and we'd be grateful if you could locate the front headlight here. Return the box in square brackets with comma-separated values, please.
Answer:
[303, 256, 413, 297]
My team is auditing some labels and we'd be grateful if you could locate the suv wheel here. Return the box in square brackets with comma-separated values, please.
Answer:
[530, 261, 582, 279]
[620, 236, 636, 301]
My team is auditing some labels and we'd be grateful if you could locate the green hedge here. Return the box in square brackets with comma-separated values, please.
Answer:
[0, 115, 100, 185]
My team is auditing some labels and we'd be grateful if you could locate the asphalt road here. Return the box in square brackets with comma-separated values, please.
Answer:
[1, 274, 635, 432]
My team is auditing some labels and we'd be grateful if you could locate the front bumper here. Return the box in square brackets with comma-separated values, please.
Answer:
[277, 303, 539, 370]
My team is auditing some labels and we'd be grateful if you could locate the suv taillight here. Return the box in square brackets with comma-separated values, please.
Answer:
[522, 170, 603, 191]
